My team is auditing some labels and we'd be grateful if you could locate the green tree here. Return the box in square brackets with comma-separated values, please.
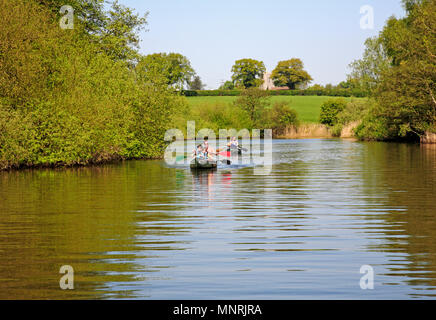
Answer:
[234, 88, 270, 126]
[264, 101, 299, 134]
[376, 0, 435, 137]
[100, 0, 149, 63]
[219, 81, 235, 90]
[319, 99, 347, 126]
[271, 58, 313, 90]
[37, 0, 107, 33]
[231, 59, 266, 88]
[136, 53, 195, 89]
[38, 0, 148, 64]
[348, 37, 391, 94]
[188, 76, 206, 90]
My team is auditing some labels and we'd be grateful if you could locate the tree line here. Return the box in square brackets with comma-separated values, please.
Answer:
[219, 58, 312, 90]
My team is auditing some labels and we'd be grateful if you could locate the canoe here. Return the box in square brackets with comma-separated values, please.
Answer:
[190, 158, 217, 170]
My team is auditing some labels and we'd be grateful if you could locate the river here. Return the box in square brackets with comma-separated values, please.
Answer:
[0, 139, 435, 299]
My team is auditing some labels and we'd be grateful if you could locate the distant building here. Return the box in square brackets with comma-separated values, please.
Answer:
[261, 72, 274, 90]
[260, 72, 289, 91]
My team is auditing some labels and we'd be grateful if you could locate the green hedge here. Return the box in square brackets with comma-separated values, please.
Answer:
[182, 90, 241, 96]
[182, 88, 368, 98]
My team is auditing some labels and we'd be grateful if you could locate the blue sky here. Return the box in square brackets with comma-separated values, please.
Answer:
[119, 0, 405, 89]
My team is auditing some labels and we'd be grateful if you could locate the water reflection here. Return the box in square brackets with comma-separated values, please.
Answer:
[359, 143, 436, 297]
[0, 140, 436, 299]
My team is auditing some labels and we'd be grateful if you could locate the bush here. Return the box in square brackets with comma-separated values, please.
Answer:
[234, 88, 270, 127]
[182, 90, 198, 96]
[197, 90, 241, 96]
[263, 101, 299, 134]
[354, 102, 407, 141]
[181, 88, 368, 97]
[183, 102, 253, 134]
[331, 99, 371, 136]
[319, 98, 348, 126]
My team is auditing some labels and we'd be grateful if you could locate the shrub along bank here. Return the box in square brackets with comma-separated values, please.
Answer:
[0, 0, 186, 170]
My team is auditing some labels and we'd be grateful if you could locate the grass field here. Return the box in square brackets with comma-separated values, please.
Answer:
[187, 96, 365, 123]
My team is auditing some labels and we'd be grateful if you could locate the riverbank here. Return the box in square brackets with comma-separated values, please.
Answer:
[275, 121, 361, 139]
[421, 131, 436, 144]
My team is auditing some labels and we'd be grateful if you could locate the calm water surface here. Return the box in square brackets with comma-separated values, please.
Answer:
[0, 139, 435, 299]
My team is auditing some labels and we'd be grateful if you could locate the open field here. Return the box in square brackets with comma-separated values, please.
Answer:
[186, 96, 365, 123]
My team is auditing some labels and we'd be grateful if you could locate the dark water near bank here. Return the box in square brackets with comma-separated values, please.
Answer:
[1, 139, 435, 299]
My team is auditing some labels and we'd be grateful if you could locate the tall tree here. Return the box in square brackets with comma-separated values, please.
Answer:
[271, 58, 312, 90]
[348, 37, 391, 94]
[37, 0, 148, 63]
[188, 76, 206, 90]
[375, 0, 436, 137]
[136, 53, 195, 89]
[234, 88, 270, 126]
[231, 59, 266, 89]
[37, 0, 108, 33]
[100, 1, 148, 63]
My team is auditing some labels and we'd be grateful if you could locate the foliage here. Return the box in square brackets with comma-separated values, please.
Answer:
[374, 0, 436, 137]
[188, 76, 206, 90]
[350, 0, 436, 141]
[319, 99, 348, 126]
[331, 99, 373, 136]
[181, 89, 367, 97]
[37, 0, 107, 33]
[38, 0, 148, 63]
[354, 103, 392, 141]
[264, 101, 299, 134]
[219, 81, 235, 90]
[187, 103, 253, 134]
[271, 58, 313, 90]
[136, 52, 196, 89]
[179, 97, 298, 135]
[234, 88, 270, 126]
[187, 96, 365, 124]
[0, 0, 182, 170]
[100, 0, 149, 63]
[231, 59, 266, 88]
[348, 37, 391, 95]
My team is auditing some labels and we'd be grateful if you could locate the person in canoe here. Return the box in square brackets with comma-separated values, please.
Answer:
[202, 137, 209, 155]
[190, 141, 219, 170]
[193, 144, 205, 159]
[202, 137, 217, 160]
[192, 140, 215, 160]
[227, 136, 242, 155]
[227, 137, 239, 148]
